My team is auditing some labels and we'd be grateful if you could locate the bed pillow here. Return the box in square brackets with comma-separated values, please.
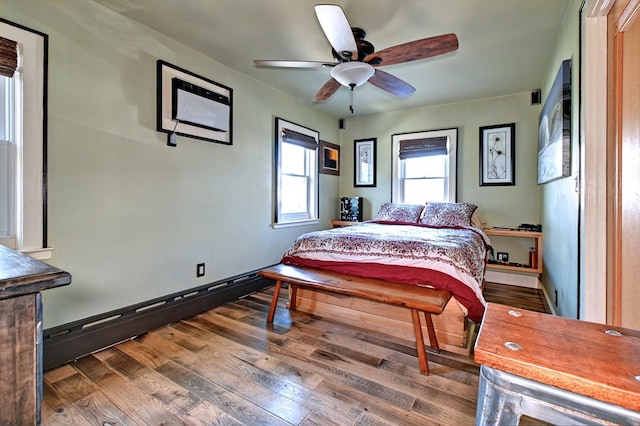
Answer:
[420, 202, 478, 227]
[373, 202, 425, 223]
[471, 211, 486, 228]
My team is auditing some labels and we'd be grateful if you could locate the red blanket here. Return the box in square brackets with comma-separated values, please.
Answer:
[281, 221, 489, 323]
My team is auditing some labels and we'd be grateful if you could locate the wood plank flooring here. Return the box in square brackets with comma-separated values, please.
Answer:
[42, 283, 549, 425]
[483, 282, 550, 314]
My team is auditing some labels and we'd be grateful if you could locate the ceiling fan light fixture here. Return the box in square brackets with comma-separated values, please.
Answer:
[330, 62, 374, 88]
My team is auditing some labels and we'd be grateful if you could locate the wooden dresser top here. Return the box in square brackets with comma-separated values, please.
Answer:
[474, 302, 640, 411]
[0, 245, 71, 300]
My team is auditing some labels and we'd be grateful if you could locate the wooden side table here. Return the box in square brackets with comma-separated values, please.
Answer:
[0, 245, 71, 425]
[474, 303, 640, 425]
[330, 220, 361, 228]
[483, 228, 543, 274]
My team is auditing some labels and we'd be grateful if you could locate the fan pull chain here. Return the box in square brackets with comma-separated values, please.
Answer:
[349, 83, 355, 114]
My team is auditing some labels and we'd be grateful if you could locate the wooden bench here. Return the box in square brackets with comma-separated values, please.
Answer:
[258, 263, 453, 375]
[474, 303, 640, 424]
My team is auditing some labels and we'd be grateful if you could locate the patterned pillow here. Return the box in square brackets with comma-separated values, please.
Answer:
[373, 203, 425, 223]
[420, 202, 478, 227]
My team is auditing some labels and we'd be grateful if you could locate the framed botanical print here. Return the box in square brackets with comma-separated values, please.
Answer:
[354, 138, 376, 187]
[479, 123, 515, 186]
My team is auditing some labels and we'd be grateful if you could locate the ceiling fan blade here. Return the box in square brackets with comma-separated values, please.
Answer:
[314, 4, 358, 61]
[365, 33, 459, 67]
[314, 78, 342, 102]
[368, 70, 415, 98]
[254, 60, 337, 68]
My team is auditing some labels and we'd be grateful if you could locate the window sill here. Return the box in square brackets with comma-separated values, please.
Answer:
[273, 219, 320, 229]
[20, 247, 53, 260]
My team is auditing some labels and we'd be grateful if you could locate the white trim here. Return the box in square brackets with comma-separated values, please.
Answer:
[0, 21, 46, 253]
[20, 247, 53, 260]
[484, 270, 540, 289]
[391, 128, 458, 203]
[273, 118, 319, 227]
[586, 0, 615, 17]
[272, 219, 320, 229]
[540, 286, 558, 316]
[579, 2, 609, 323]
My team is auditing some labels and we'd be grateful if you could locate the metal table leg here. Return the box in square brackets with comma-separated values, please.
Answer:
[476, 366, 640, 425]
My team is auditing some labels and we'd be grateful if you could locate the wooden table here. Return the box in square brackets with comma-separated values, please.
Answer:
[0, 245, 71, 425]
[474, 303, 640, 425]
[330, 220, 361, 228]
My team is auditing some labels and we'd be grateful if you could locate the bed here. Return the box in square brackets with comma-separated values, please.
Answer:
[279, 202, 490, 356]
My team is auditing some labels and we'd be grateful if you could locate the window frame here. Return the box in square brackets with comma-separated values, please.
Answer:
[273, 117, 319, 228]
[0, 75, 17, 246]
[0, 19, 49, 259]
[391, 128, 458, 204]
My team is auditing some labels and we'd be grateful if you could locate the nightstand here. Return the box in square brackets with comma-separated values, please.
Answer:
[484, 228, 543, 274]
[331, 220, 361, 228]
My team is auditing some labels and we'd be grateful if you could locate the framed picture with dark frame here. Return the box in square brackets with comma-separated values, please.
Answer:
[319, 140, 340, 175]
[479, 123, 516, 186]
[537, 59, 571, 184]
[354, 138, 376, 187]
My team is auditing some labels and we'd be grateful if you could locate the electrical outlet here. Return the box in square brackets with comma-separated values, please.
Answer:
[497, 252, 509, 262]
[196, 263, 205, 277]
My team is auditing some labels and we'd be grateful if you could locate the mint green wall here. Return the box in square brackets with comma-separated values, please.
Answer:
[538, 0, 581, 318]
[338, 93, 541, 230]
[1, 0, 567, 328]
[2, 0, 339, 327]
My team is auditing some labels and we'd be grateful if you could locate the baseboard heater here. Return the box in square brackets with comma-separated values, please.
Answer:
[43, 267, 277, 371]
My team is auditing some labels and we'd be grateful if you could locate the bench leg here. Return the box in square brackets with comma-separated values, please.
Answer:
[267, 280, 282, 323]
[411, 308, 429, 375]
[423, 312, 440, 352]
[289, 283, 298, 311]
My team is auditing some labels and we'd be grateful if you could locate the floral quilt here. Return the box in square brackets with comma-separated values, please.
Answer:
[281, 221, 490, 323]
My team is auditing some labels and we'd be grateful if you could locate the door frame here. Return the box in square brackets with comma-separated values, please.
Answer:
[580, 0, 612, 323]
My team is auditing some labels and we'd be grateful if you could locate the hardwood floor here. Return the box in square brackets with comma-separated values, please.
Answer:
[42, 283, 549, 425]
[483, 282, 550, 314]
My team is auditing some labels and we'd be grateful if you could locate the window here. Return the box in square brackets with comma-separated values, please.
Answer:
[0, 21, 49, 259]
[274, 118, 319, 227]
[0, 74, 16, 247]
[392, 128, 458, 204]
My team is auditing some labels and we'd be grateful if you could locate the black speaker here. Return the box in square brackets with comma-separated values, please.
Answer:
[531, 89, 541, 105]
[339, 118, 345, 129]
[340, 197, 362, 222]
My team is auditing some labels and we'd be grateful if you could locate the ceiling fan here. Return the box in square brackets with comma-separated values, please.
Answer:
[254, 4, 459, 113]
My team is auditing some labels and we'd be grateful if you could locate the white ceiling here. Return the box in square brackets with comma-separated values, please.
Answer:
[94, 0, 572, 117]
